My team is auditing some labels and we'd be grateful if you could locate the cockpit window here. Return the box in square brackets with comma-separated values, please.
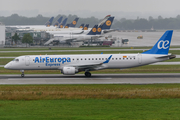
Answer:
[13, 59, 19, 62]
[15, 59, 19, 61]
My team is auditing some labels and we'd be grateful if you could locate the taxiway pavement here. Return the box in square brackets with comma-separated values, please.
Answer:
[0, 73, 180, 85]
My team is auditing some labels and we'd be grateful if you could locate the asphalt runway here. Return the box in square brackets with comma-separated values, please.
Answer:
[0, 73, 180, 84]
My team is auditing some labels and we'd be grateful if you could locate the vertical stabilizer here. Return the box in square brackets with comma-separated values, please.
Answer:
[142, 30, 173, 54]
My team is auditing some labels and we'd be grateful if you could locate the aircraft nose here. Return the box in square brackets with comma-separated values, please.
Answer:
[4, 63, 10, 69]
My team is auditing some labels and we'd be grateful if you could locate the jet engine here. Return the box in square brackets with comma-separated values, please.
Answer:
[62, 67, 77, 75]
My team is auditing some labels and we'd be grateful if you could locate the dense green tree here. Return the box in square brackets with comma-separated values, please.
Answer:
[22, 33, 33, 47]
[12, 33, 20, 45]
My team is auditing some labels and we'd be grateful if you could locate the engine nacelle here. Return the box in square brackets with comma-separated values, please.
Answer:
[62, 67, 76, 75]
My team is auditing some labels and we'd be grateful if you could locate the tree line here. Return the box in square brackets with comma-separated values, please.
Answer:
[1, 14, 180, 30]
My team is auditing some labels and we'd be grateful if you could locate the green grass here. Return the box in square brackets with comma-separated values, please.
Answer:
[0, 99, 180, 120]
[1, 84, 180, 119]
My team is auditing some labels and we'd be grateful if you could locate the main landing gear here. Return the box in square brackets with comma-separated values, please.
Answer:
[20, 70, 24, 77]
[85, 71, 91, 77]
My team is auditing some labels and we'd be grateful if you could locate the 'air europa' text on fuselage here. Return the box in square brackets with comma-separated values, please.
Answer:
[34, 57, 71, 64]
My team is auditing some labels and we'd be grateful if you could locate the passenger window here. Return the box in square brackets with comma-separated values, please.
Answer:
[92, 58, 94, 60]
[116, 58, 118, 60]
[102, 58, 104, 60]
[112, 58, 114, 60]
[89, 58, 90, 60]
[96, 58, 97, 60]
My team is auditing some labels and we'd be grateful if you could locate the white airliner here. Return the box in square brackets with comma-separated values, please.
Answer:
[4, 30, 175, 77]
[44, 17, 114, 45]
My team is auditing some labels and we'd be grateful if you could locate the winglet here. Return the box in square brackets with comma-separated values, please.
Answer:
[103, 55, 112, 63]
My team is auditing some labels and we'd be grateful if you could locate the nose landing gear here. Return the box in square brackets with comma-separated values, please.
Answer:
[20, 70, 24, 77]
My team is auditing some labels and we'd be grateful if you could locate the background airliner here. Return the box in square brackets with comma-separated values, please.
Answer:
[4, 30, 175, 77]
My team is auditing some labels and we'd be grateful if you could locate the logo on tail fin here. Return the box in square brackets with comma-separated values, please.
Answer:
[79, 26, 83, 28]
[84, 27, 88, 30]
[98, 28, 102, 32]
[142, 30, 173, 55]
[72, 21, 76, 25]
[157, 40, 170, 49]
[92, 28, 97, 32]
[60, 25, 63, 28]
[106, 20, 111, 26]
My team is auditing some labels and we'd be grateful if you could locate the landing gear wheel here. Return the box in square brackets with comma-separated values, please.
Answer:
[85, 72, 91, 77]
[21, 74, 24, 77]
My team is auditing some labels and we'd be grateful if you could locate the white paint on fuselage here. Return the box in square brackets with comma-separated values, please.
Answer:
[4, 54, 168, 71]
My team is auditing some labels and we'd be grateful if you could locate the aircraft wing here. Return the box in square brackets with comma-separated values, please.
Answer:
[58, 38, 77, 42]
[63, 55, 112, 71]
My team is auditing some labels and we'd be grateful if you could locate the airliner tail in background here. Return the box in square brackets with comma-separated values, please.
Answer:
[53, 16, 63, 27]
[101, 17, 114, 30]
[69, 18, 79, 27]
[79, 24, 84, 28]
[83, 24, 89, 30]
[45, 17, 54, 27]
[87, 25, 98, 35]
[58, 18, 68, 28]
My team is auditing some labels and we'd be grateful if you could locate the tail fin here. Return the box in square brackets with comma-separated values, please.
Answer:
[69, 18, 79, 27]
[45, 17, 54, 27]
[96, 25, 103, 35]
[98, 15, 111, 26]
[53, 16, 63, 27]
[83, 24, 89, 30]
[58, 18, 68, 28]
[87, 25, 98, 35]
[64, 24, 70, 28]
[142, 30, 173, 55]
[101, 17, 114, 30]
[79, 24, 84, 28]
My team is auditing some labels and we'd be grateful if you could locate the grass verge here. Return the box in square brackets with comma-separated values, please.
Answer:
[0, 99, 180, 120]
[0, 84, 180, 119]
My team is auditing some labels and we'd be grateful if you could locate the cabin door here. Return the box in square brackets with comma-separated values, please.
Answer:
[138, 54, 142, 64]
[25, 56, 30, 66]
